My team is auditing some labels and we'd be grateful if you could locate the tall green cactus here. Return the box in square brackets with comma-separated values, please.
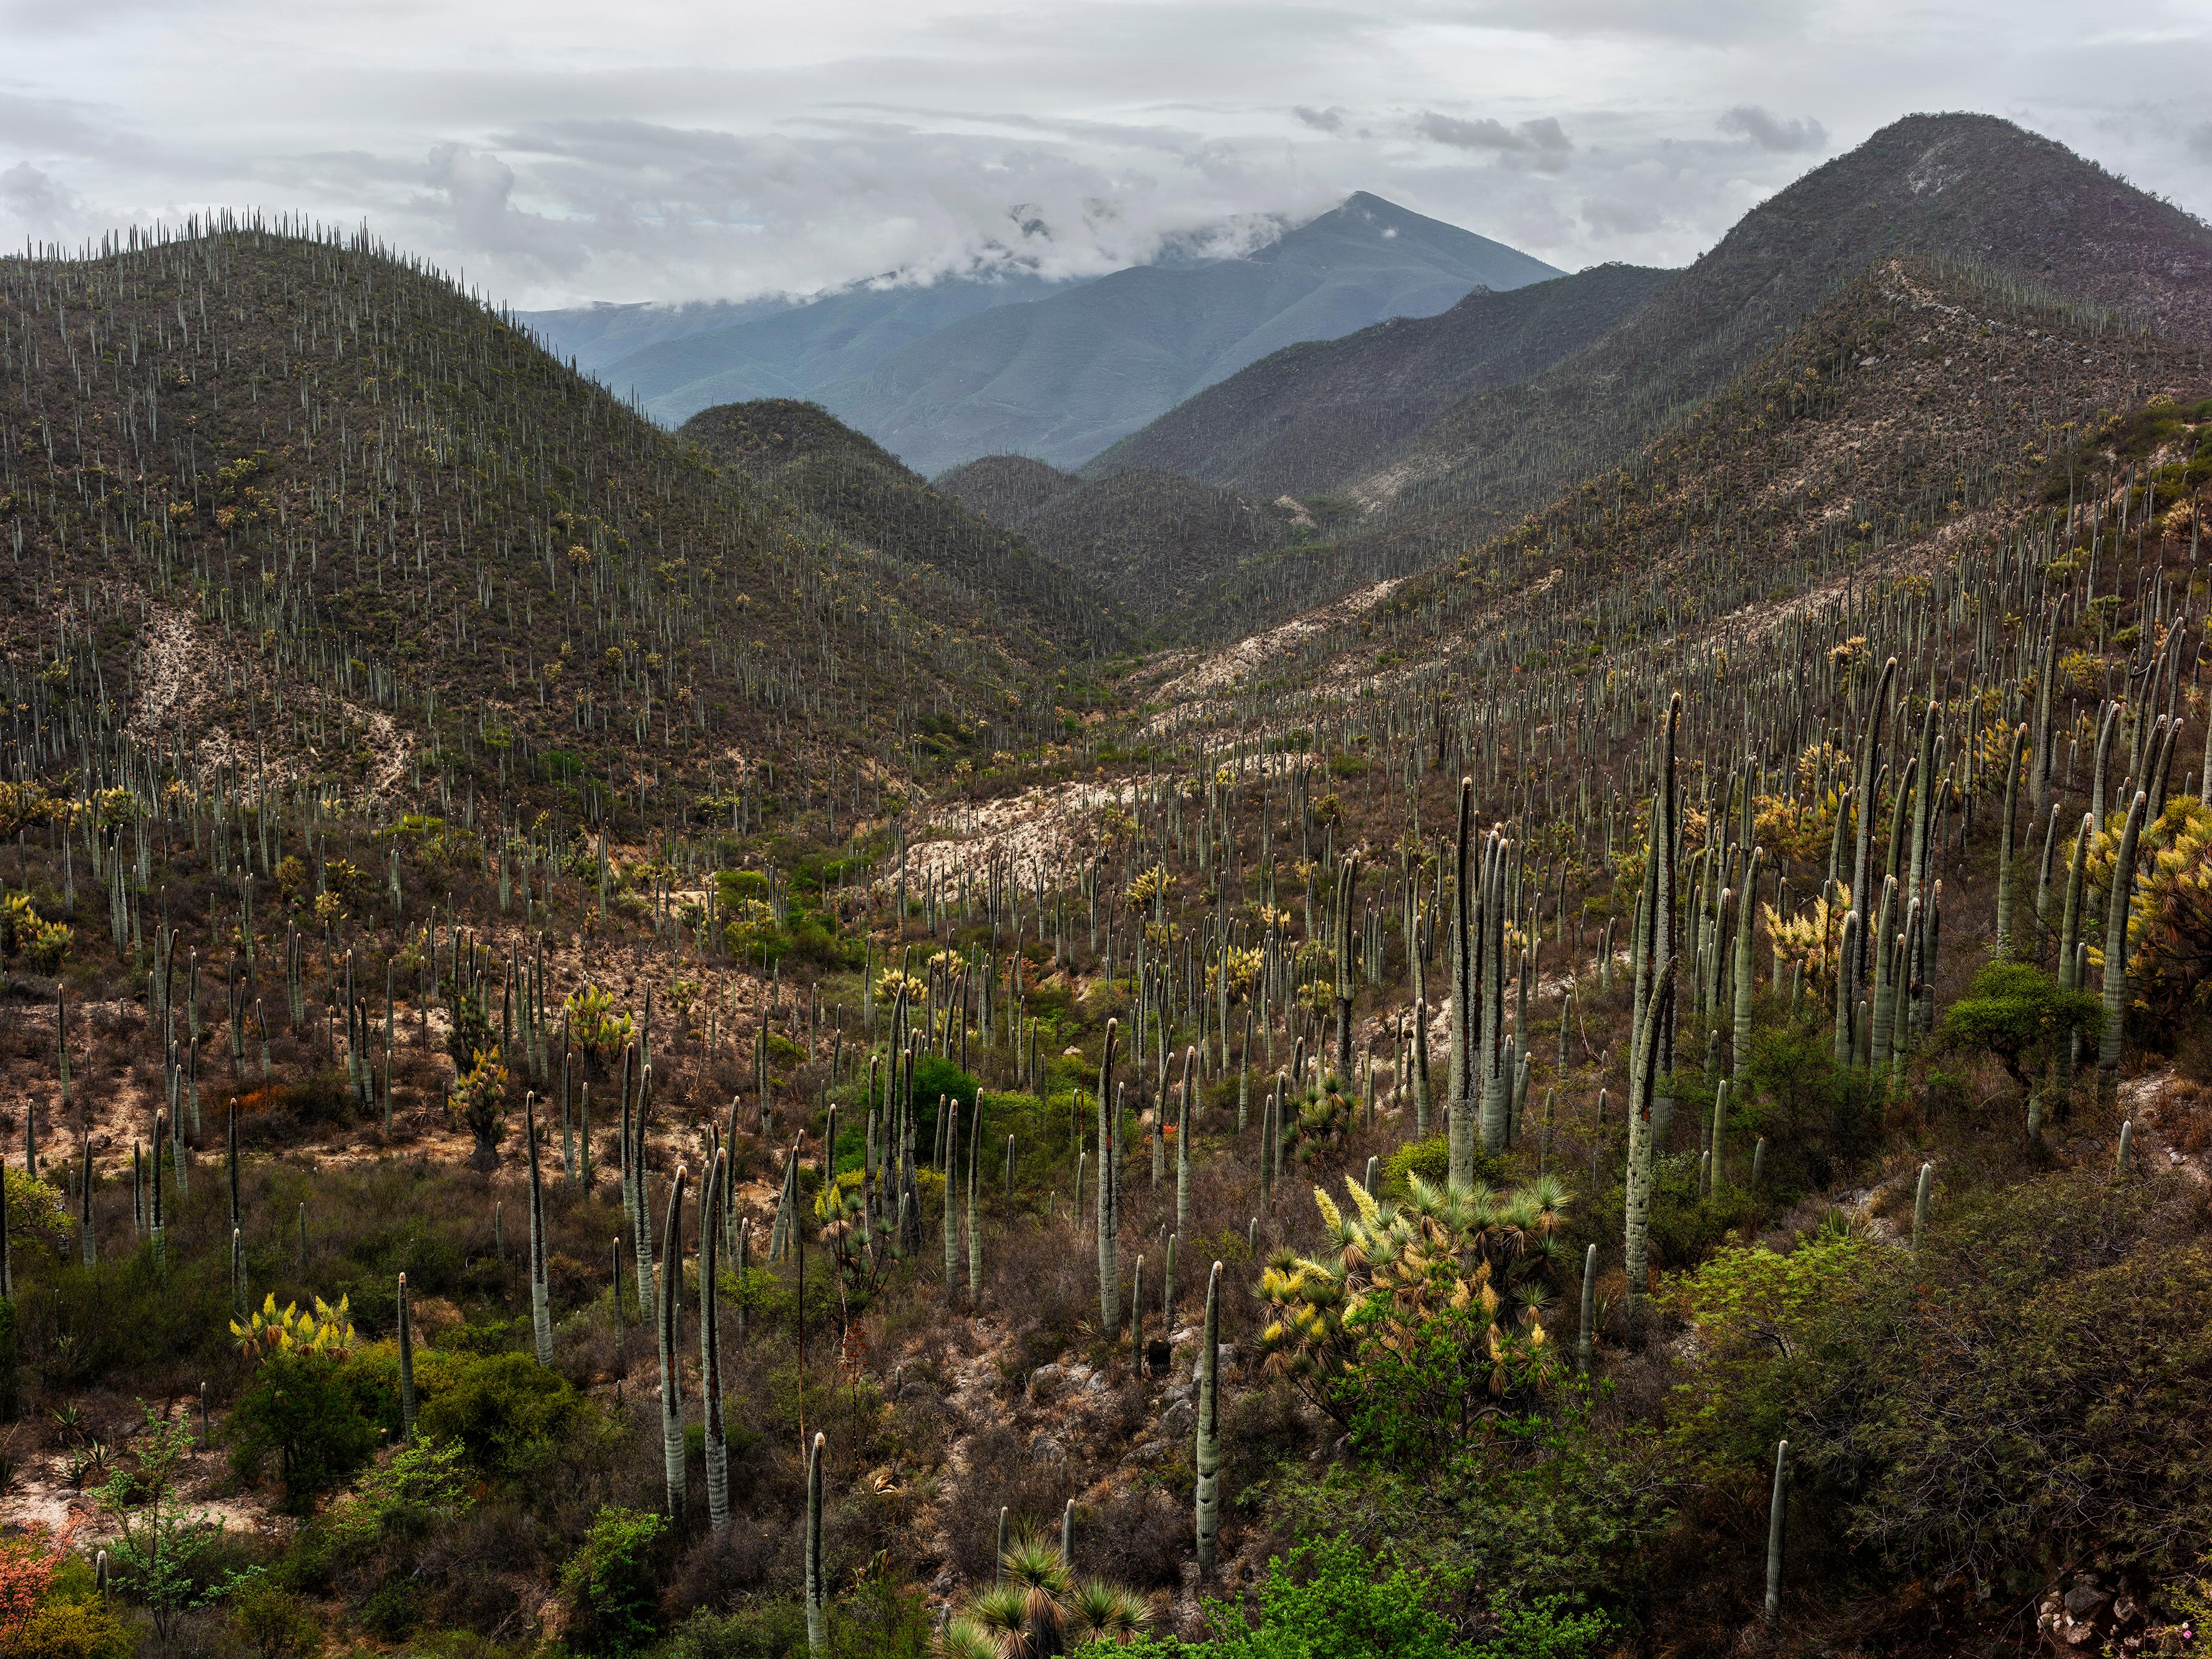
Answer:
[1993, 723, 2028, 958]
[2098, 790, 2148, 1097]
[804, 1431, 827, 1655]
[1764, 1439, 1789, 1628]
[397, 1271, 417, 1440]
[526, 1092, 552, 1364]
[1624, 954, 1676, 1321]
[1576, 1243, 1596, 1374]
[1448, 778, 1475, 1185]
[1732, 848, 1761, 1082]
[1194, 1260, 1222, 1577]
[1175, 1047, 1192, 1236]
[79, 1128, 96, 1269]
[701, 1150, 729, 1532]
[1847, 657, 1900, 994]
[1097, 1019, 1120, 1331]
[943, 1093, 960, 1305]
[656, 1163, 689, 1519]
[1650, 695, 1681, 1147]
[1330, 854, 1358, 1080]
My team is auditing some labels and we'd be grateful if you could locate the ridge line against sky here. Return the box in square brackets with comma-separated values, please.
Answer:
[1, 0, 2209, 311]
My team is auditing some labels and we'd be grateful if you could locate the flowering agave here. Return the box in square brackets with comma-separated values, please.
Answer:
[232, 1292, 355, 1362]
[1257, 1173, 1570, 1436]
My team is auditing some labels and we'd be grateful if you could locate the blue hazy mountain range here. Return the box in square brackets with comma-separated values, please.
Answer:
[519, 192, 1560, 476]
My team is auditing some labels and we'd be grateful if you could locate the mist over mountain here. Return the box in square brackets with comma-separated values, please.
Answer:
[523, 192, 1557, 476]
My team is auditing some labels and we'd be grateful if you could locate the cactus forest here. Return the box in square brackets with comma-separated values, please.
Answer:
[1, 123, 2211, 1659]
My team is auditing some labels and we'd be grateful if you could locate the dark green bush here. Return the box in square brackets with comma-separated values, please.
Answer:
[560, 1506, 668, 1655]
[393, 1349, 597, 1482]
[229, 1351, 383, 1513]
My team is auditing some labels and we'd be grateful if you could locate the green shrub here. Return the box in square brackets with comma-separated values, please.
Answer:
[1380, 1137, 1502, 1200]
[406, 1349, 596, 1482]
[10, 1598, 137, 1659]
[227, 1580, 324, 1658]
[228, 1352, 383, 1514]
[1084, 1536, 1611, 1659]
[1678, 1167, 2212, 1596]
[560, 1507, 668, 1655]
[908, 1056, 979, 1164]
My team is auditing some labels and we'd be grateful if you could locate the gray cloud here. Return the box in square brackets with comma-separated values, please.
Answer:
[1718, 104, 1830, 152]
[0, 162, 81, 238]
[0, 0, 2204, 306]
[1417, 112, 1573, 155]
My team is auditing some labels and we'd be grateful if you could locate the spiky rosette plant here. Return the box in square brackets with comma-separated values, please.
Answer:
[1257, 1175, 1569, 1454]
[938, 1530, 1149, 1657]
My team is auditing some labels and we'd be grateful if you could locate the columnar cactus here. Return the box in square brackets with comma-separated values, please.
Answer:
[1623, 956, 1675, 1320]
[526, 1092, 552, 1364]
[79, 1128, 96, 1269]
[804, 1430, 827, 1655]
[1576, 1243, 1597, 1373]
[657, 1163, 689, 1518]
[1098, 1019, 1120, 1330]
[701, 1149, 729, 1532]
[1194, 1260, 1222, 1577]
[1911, 1161, 1933, 1254]
[1993, 724, 2028, 959]
[2098, 791, 2148, 1098]
[1175, 1047, 1193, 1236]
[1330, 853, 1358, 1080]
[397, 1271, 416, 1439]
[1448, 778, 1475, 1185]
[1732, 849, 1761, 1081]
[1765, 1439, 1789, 1628]
[943, 1094, 960, 1305]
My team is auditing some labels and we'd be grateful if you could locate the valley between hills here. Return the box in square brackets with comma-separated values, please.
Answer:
[0, 109, 2210, 1659]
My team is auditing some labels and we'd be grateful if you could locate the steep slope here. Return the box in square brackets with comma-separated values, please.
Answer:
[1087, 262, 1675, 499]
[678, 400, 1135, 655]
[1004, 469, 1295, 624]
[541, 271, 1068, 425]
[1362, 114, 2212, 551]
[842, 193, 1560, 475]
[0, 220, 1077, 828]
[935, 454, 1079, 526]
[1166, 112, 2212, 640]
[1147, 255, 2206, 717]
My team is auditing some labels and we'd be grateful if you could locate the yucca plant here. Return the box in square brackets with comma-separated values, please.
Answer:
[938, 1530, 1149, 1657]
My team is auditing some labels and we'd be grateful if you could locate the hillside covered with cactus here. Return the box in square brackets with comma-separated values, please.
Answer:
[4, 110, 2212, 1659]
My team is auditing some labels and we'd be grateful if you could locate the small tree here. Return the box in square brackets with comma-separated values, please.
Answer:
[228, 1352, 380, 1514]
[558, 1506, 667, 1655]
[1941, 962, 2100, 1112]
[449, 1047, 511, 1169]
[101, 1404, 259, 1642]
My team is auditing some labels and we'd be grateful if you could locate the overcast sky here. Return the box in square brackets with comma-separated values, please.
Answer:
[3, 0, 2210, 310]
